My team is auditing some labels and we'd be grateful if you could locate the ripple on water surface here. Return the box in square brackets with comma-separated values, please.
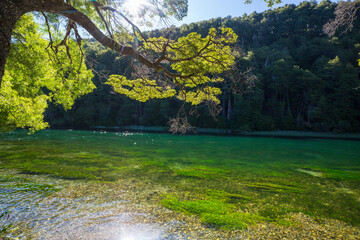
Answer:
[0, 173, 170, 240]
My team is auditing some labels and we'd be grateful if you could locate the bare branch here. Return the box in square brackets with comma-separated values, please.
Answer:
[41, 12, 55, 53]
[90, 1, 113, 38]
[92, 1, 148, 42]
[57, 2, 179, 79]
[324, 1, 360, 36]
[168, 104, 195, 134]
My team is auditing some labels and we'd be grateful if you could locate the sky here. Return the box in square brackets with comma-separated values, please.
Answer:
[169, 0, 315, 27]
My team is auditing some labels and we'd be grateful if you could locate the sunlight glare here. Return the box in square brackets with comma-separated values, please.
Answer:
[123, 0, 148, 17]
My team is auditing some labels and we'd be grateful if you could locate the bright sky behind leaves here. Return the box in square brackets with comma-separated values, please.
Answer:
[174, 0, 313, 26]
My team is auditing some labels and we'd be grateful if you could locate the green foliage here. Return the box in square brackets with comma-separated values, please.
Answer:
[0, 14, 94, 132]
[245, 0, 282, 8]
[162, 0, 189, 20]
[106, 76, 177, 102]
[106, 28, 237, 105]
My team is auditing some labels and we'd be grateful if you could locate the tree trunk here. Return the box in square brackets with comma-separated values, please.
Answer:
[0, 0, 67, 87]
[0, 0, 25, 87]
[227, 94, 232, 121]
[222, 100, 226, 118]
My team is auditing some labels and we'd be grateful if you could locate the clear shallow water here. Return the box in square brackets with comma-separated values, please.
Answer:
[0, 172, 180, 239]
[1, 130, 360, 239]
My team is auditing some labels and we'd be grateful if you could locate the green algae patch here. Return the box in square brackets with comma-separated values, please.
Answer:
[296, 166, 360, 180]
[258, 204, 292, 222]
[0, 174, 30, 183]
[1, 172, 60, 195]
[174, 166, 229, 180]
[19, 167, 99, 181]
[200, 212, 259, 230]
[9, 182, 59, 194]
[161, 195, 262, 230]
[323, 169, 360, 180]
[243, 181, 303, 193]
[205, 189, 252, 204]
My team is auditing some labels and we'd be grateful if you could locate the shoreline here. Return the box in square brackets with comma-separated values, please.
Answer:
[48, 125, 360, 140]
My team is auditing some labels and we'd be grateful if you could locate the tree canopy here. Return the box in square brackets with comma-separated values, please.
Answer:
[0, 14, 94, 131]
[0, 0, 242, 132]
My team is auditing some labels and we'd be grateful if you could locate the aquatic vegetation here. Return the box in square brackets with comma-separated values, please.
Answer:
[4, 182, 59, 194]
[174, 166, 229, 179]
[0, 172, 59, 195]
[162, 195, 262, 229]
[242, 181, 304, 193]
[0, 130, 360, 232]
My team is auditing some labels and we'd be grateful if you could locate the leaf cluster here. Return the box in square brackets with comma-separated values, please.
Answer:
[106, 28, 238, 105]
[0, 15, 94, 132]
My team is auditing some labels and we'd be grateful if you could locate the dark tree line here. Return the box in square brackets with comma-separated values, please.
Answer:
[45, 0, 360, 133]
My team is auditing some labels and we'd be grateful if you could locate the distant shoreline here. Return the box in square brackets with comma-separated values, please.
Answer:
[48, 125, 360, 140]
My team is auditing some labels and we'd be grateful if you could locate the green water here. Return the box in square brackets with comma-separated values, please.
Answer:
[1, 130, 360, 238]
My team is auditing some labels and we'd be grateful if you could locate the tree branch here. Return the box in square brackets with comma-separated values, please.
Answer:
[90, 1, 113, 39]
[55, 2, 181, 79]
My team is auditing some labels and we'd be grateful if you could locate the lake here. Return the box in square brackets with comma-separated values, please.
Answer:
[1, 130, 360, 239]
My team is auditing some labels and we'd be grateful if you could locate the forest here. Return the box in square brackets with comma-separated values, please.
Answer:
[44, 0, 360, 133]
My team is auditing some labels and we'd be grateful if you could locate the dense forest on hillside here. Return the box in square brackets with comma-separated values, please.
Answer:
[45, 0, 360, 133]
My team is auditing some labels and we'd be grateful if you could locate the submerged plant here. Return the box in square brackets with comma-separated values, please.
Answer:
[161, 195, 262, 229]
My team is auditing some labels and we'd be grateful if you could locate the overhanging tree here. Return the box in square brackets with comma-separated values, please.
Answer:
[0, 0, 279, 131]
[0, 0, 190, 87]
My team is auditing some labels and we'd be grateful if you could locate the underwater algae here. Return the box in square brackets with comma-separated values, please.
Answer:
[1, 130, 360, 238]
